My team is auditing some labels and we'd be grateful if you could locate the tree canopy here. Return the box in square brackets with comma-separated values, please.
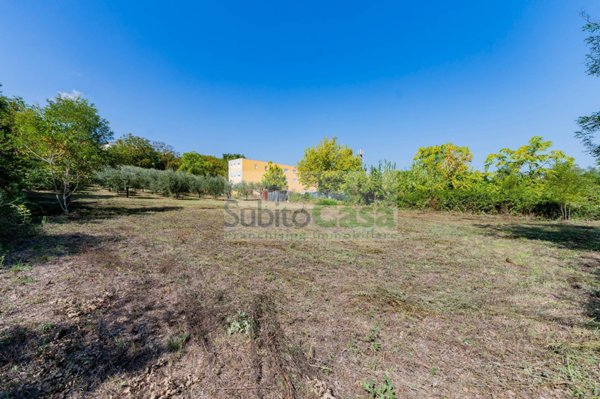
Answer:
[576, 14, 600, 164]
[261, 162, 287, 191]
[413, 143, 473, 188]
[297, 137, 363, 193]
[178, 152, 227, 176]
[14, 95, 113, 213]
[107, 133, 161, 169]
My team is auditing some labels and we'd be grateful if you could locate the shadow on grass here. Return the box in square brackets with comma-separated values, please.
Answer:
[71, 204, 183, 223]
[0, 290, 167, 398]
[1, 192, 183, 266]
[24, 191, 183, 222]
[2, 233, 120, 268]
[477, 223, 600, 325]
[582, 258, 600, 324]
[475, 223, 600, 252]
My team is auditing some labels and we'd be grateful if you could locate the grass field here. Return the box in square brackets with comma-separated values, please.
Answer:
[1, 191, 599, 398]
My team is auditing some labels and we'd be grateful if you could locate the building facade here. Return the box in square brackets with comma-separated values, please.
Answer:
[228, 158, 307, 192]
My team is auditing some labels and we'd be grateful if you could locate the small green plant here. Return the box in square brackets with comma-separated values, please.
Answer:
[11, 262, 31, 273]
[11, 203, 31, 224]
[39, 322, 55, 333]
[362, 374, 397, 399]
[167, 332, 190, 352]
[368, 325, 382, 352]
[227, 311, 250, 335]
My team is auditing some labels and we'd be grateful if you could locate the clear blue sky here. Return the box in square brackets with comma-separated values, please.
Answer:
[1, 0, 599, 168]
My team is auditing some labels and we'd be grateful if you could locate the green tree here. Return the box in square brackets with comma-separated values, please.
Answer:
[0, 89, 33, 236]
[261, 162, 288, 191]
[153, 141, 180, 170]
[190, 175, 207, 198]
[234, 181, 256, 200]
[222, 153, 245, 161]
[206, 176, 227, 198]
[297, 137, 363, 194]
[544, 161, 590, 220]
[15, 95, 112, 213]
[576, 14, 600, 163]
[413, 143, 473, 189]
[0, 89, 28, 190]
[178, 152, 226, 176]
[485, 137, 572, 214]
[107, 133, 162, 168]
[485, 136, 569, 178]
[341, 162, 393, 205]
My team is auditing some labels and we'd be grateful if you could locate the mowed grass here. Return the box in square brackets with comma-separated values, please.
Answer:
[0, 191, 599, 398]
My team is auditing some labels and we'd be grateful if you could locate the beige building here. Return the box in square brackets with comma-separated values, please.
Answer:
[228, 158, 308, 192]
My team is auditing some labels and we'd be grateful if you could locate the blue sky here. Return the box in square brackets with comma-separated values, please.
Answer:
[1, 0, 599, 168]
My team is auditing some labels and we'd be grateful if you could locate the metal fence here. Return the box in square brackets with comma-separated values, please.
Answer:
[265, 190, 288, 202]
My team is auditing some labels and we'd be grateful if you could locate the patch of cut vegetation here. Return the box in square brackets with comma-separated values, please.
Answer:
[0, 192, 598, 397]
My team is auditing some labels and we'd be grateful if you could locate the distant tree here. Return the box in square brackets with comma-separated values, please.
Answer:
[297, 137, 362, 194]
[202, 155, 227, 176]
[107, 133, 162, 169]
[485, 136, 570, 179]
[413, 143, 473, 188]
[178, 152, 206, 175]
[153, 169, 190, 198]
[178, 152, 226, 176]
[15, 95, 112, 213]
[261, 162, 288, 191]
[153, 141, 180, 170]
[234, 181, 255, 200]
[206, 176, 227, 198]
[222, 153, 245, 161]
[544, 161, 591, 220]
[576, 14, 600, 163]
[187, 175, 204, 198]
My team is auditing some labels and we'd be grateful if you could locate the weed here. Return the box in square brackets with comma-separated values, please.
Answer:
[11, 262, 31, 273]
[561, 354, 600, 398]
[39, 323, 55, 333]
[226, 311, 250, 335]
[167, 332, 190, 352]
[362, 374, 397, 399]
[368, 325, 382, 353]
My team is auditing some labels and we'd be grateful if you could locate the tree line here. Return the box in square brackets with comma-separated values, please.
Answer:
[0, 89, 245, 228]
[296, 137, 599, 220]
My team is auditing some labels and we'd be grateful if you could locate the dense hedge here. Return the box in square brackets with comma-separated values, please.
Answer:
[338, 166, 600, 220]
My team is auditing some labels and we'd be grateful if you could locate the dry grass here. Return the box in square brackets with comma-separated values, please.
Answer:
[0, 191, 599, 398]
